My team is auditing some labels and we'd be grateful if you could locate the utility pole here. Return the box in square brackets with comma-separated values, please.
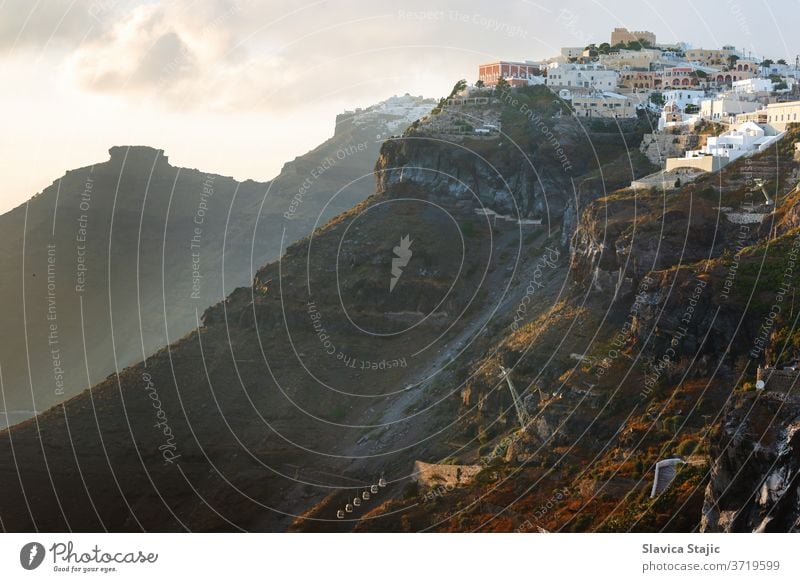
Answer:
[753, 178, 774, 206]
[498, 366, 531, 430]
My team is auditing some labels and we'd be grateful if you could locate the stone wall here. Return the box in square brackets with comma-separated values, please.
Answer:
[757, 366, 800, 394]
[665, 155, 725, 173]
[640, 132, 701, 167]
[413, 460, 483, 489]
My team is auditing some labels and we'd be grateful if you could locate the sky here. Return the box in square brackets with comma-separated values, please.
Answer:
[1, 0, 799, 213]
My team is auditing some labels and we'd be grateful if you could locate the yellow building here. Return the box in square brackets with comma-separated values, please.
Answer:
[766, 101, 800, 131]
[572, 92, 637, 119]
[732, 59, 760, 74]
[685, 48, 733, 66]
[600, 49, 660, 70]
[611, 27, 656, 46]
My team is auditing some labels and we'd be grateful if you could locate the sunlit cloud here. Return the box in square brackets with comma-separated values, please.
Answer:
[1, 0, 799, 213]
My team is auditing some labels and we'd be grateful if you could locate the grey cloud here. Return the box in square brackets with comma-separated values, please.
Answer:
[0, 0, 137, 50]
[9, 0, 800, 113]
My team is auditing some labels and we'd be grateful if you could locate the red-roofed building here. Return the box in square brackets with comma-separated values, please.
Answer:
[478, 61, 543, 87]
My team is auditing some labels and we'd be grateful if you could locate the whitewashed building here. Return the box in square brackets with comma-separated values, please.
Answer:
[700, 97, 761, 122]
[732, 78, 775, 94]
[545, 62, 619, 90]
[662, 89, 705, 110]
[657, 100, 701, 131]
[766, 100, 800, 131]
[572, 92, 637, 119]
[560, 47, 586, 61]
[701, 122, 780, 161]
[667, 121, 785, 172]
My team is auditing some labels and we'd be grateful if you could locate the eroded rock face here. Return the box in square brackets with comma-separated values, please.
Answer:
[702, 393, 800, 532]
[570, 191, 731, 299]
[375, 134, 567, 220]
[639, 131, 701, 168]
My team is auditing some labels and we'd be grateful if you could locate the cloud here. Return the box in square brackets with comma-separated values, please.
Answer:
[14, 0, 800, 114]
[0, 0, 137, 50]
[6, 0, 561, 112]
[70, 6, 197, 95]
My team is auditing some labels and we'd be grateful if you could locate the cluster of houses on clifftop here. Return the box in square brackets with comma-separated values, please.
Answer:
[473, 27, 800, 176]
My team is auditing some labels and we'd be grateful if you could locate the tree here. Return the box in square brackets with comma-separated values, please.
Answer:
[726, 54, 740, 70]
[777, 58, 788, 65]
[475, 79, 485, 89]
[598, 42, 612, 55]
[650, 92, 665, 106]
[495, 76, 510, 94]
[761, 59, 774, 75]
[449, 79, 467, 98]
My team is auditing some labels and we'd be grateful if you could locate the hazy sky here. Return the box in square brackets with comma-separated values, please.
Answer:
[1, 0, 799, 213]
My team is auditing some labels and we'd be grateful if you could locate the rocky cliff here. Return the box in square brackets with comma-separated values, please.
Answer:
[2, 85, 800, 533]
[702, 392, 800, 532]
[0, 96, 428, 429]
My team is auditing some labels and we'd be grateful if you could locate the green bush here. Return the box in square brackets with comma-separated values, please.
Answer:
[569, 513, 593, 532]
[676, 438, 697, 457]
[403, 481, 420, 499]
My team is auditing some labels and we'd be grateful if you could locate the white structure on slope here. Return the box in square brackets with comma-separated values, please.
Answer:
[700, 121, 783, 161]
[661, 89, 705, 110]
[650, 458, 686, 497]
[667, 121, 786, 172]
[545, 62, 619, 90]
[498, 366, 531, 430]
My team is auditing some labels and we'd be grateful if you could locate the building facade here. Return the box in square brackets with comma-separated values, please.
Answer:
[478, 61, 543, 87]
[732, 78, 775, 94]
[700, 97, 760, 122]
[571, 92, 637, 118]
[600, 49, 660, 70]
[545, 62, 618, 90]
[611, 27, 656, 46]
[662, 67, 705, 87]
[619, 70, 660, 89]
[712, 69, 755, 85]
[766, 101, 800, 130]
[560, 47, 585, 61]
[662, 89, 705, 109]
[667, 121, 784, 172]
[685, 48, 733, 66]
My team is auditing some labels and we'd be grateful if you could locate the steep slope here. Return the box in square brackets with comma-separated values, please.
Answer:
[0, 85, 655, 531]
[347, 125, 800, 533]
[0, 95, 433, 429]
[701, 392, 800, 532]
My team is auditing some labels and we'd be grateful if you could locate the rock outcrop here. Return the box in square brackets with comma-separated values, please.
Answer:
[702, 392, 800, 532]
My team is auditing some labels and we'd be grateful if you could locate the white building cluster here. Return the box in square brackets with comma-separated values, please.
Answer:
[336, 94, 437, 136]
[474, 26, 799, 169]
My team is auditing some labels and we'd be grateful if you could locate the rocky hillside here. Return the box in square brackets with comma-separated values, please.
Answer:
[0, 96, 429, 429]
[701, 392, 800, 532]
[2, 84, 799, 533]
[343, 125, 800, 533]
